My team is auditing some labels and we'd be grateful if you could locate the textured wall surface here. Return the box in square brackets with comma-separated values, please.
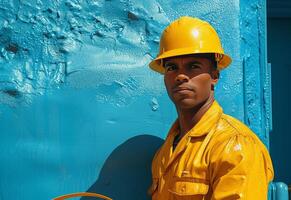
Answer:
[0, 0, 269, 199]
[240, 0, 271, 146]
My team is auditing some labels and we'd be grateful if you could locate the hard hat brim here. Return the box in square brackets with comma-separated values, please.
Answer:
[149, 48, 232, 74]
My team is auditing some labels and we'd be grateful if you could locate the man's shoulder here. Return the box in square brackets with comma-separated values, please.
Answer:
[213, 113, 259, 140]
[220, 114, 251, 133]
[209, 112, 270, 162]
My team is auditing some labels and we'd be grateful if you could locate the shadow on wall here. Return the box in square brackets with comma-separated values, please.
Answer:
[81, 135, 164, 200]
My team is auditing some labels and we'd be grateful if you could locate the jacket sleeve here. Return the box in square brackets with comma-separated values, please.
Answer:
[209, 134, 274, 200]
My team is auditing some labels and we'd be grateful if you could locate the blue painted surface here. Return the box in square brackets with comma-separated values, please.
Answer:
[0, 0, 271, 199]
[240, 0, 271, 147]
[269, 182, 289, 200]
[267, 18, 291, 187]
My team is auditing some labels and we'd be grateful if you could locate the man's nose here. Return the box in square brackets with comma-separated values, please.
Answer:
[175, 74, 189, 83]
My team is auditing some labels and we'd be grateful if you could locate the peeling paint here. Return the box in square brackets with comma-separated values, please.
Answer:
[150, 97, 159, 111]
[0, 0, 169, 107]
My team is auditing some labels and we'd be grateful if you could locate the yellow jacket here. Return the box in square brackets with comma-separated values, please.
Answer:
[149, 101, 274, 200]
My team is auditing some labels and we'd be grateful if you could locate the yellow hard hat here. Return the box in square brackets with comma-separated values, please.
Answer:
[149, 16, 232, 74]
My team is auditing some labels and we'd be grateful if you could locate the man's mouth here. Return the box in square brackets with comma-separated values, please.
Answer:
[172, 87, 193, 93]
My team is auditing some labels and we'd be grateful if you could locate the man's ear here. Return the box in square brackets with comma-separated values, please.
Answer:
[211, 70, 220, 86]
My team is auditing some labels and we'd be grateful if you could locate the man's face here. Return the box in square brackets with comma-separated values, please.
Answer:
[163, 55, 219, 110]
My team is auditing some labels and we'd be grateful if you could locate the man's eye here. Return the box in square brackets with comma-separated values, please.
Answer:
[165, 65, 177, 72]
[189, 64, 201, 69]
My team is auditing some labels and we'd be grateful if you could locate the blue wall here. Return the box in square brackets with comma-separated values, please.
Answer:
[0, 0, 270, 199]
[267, 18, 291, 186]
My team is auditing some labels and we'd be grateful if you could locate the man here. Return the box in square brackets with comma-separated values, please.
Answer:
[148, 16, 274, 199]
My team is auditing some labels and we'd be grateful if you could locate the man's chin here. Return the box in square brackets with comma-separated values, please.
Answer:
[174, 99, 198, 109]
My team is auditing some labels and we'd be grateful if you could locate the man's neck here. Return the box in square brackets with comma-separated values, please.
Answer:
[176, 94, 215, 138]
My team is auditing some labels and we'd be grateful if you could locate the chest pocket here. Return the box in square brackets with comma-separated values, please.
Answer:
[168, 178, 209, 199]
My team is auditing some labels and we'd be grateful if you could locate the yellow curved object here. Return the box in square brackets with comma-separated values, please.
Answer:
[149, 101, 274, 199]
[53, 192, 112, 200]
[149, 16, 232, 74]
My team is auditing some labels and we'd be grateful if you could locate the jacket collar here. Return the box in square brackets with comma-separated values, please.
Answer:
[187, 101, 223, 137]
[158, 101, 223, 175]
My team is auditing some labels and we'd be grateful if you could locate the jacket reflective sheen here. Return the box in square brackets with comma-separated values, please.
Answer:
[149, 101, 274, 200]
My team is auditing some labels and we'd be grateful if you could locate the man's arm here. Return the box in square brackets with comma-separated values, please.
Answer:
[209, 134, 274, 200]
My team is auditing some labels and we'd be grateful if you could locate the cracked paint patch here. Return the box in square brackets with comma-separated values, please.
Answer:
[0, 0, 169, 107]
[150, 97, 159, 111]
